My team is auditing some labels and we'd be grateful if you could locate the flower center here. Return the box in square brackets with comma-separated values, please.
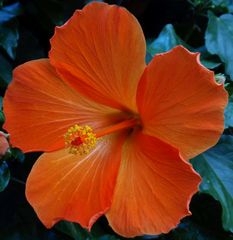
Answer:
[64, 118, 137, 155]
[64, 125, 97, 155]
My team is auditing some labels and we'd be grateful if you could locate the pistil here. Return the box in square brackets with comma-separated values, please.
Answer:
[64, 118, 137, 155]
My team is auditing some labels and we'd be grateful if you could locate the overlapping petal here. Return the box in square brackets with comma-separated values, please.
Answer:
[3, 59, 123, 152]
[137, 46, 228, 159]
[106, 132, 201, 237]
[26, 133, 126, 229]
[50, 2, 146, 112]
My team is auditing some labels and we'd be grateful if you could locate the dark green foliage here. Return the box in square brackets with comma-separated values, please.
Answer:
[147, 24, 191, 56]
[0, 53, 12, 87]
[205, 12, 233, 80]
[191, 136, 233, 232]
[225, 95, 233, 128]
[0, 161, 10, 192]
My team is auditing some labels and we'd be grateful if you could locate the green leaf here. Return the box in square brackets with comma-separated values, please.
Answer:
[32, 0, 67, 26]
[96, 235, 121, 240]
[146, 24, 219, 69]
[0, 2, 23, 16]
[147, 24, 190, 56]
[199, 49, 222, 69]
[225, 81, 233, 96]
[225, 95, 233, 128]
[205, 12, 233, 80]
[85, 0, 104, 4]
[55, 221, 123, 240]
[163, 217, 223, 240]
[145, 51, 153, 64]
[15, 28, 45, 63]
[191, 135, 233, 232]
[0, 53, 12, 86]
[212, 0, 229, 5]
[0, 112, 4, 125]
[55, 221, 90, 240]
[0, 19, 19, 59]
[10, 148, 25, 163]
[0, 222, 70, 240]
[23, 0, 83, 33]
[211, 0, 233, 12]
[0, 2, 22, 23]
[200, 58, 221, 69]
[0, 3, 22, 59]
[0, 161, 10, 192]
[0, 5, 19, 23]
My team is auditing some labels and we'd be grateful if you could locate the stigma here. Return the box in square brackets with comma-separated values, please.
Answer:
[64, 124, 97, 155]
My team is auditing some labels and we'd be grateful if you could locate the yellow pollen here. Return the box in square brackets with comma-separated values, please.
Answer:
[65, 119, 138, 155]
[64, 124, 97, 155]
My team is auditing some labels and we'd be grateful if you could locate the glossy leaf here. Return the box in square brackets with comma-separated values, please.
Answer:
[10, 148, 25, 163]
[205, 12, 233, 80]
[163, 217, 224, 240]
[0, 226, 64, 240]
[0, 9, 15, 23]
[85, 0, 104, 4]
[55, 221, 90, 240]
[147, 24, 220, 69]
[0, 19, 19, 59]
[191, 135, 233, 232]
[225, 81, 233, 96]
[225, 95, 233, 128]
[147, 24, 189, 56]
[23, 0, 84, 32]
[96, 235, 121, 240]
[200, 58, 221, 69]
[211, 0, 233, 12]
[0, 2, 22, 23]
[0, 161, 10, 192]
[30, 0, 67, 26]
[0, 96, 4, 125]
[0, 2, 22, 16]
[0, 3, 21, 59]
[15, 28, 45, 63]
[0, 53, 12, 86]
[199, 48, 222, 69]
[55, 221, 123, 240]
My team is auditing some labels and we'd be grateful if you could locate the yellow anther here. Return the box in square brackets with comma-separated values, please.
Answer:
[64, 124, 97, 155]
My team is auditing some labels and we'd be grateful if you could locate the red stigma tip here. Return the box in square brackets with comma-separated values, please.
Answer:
[71, 136, 84, 146]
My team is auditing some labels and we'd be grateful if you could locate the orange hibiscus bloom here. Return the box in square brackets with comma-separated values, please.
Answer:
[3, 2, 227, 238]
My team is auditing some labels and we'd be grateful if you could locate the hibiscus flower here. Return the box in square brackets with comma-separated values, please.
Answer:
[3, 2, 227, 238]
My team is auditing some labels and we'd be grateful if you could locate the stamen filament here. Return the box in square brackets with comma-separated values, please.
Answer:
[64, 118, 137, 155]
[96, 118, 137, 138]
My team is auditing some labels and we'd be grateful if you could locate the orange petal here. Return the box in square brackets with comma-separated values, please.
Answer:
[106, 132, 201, 237]
[49, 2, 146, 112]
[3, 59, 123, 152]
[137, 46, 228, 159]
[26, 133, 126, 229]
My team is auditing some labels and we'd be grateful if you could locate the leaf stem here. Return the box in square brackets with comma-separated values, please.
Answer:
[11, 177, 25, 185]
